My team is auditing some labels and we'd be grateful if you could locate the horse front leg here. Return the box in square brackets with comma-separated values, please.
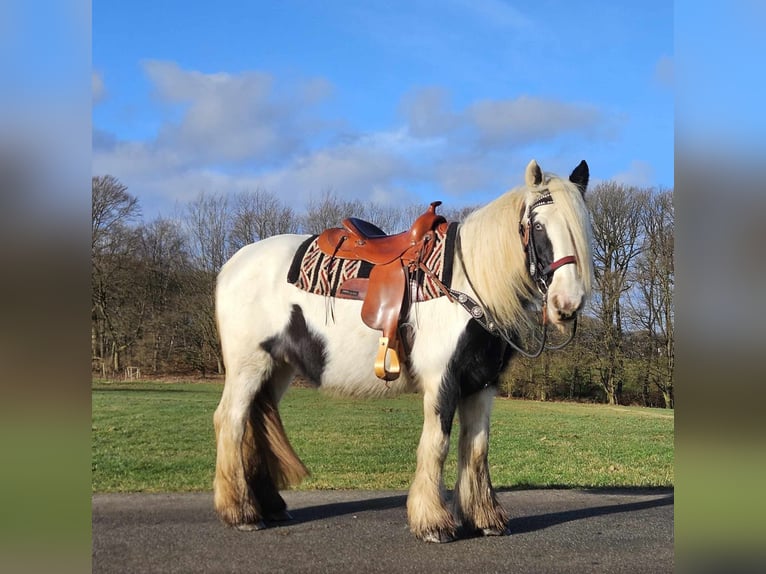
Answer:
[407, 389, 457, 543]
[454, 387, 509, 536]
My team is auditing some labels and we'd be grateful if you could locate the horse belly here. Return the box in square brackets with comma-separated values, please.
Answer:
[296, 295, 416, 397]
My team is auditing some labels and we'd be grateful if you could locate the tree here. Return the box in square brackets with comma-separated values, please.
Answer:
[440, 204, 478, 223]
[302, 189, 366, 234]
[629, 189, 674, 408]
[229, 189, 298, 252]
[91, 175, 142, 375]
[136, 217, 189, 373]
[363, 203, 408, 234]
[182, 191, 232, 374]
[587, 182, 648, 404]
[92, 175, 139, 251]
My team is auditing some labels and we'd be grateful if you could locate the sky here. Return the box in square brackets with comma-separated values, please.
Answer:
[92, 0, 673, 219]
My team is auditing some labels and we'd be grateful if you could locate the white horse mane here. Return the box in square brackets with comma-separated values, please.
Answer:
[458, 171, 594, 329]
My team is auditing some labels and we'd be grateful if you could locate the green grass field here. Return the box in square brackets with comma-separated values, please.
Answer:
[92, 381, 674, 493]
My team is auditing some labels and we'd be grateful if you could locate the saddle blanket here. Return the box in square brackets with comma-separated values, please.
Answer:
[287, 222, 459, 302]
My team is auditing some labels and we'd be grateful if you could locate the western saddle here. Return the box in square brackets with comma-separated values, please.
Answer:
[316, 201, 448, 381]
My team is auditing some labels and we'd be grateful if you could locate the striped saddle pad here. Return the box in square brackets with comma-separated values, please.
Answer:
[287, 222, 459, 302]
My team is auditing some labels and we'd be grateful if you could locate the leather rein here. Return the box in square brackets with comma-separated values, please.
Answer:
[447, 191, 580, 358]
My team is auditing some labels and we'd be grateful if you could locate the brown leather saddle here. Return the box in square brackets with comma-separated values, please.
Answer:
[316, 201, 448, 381]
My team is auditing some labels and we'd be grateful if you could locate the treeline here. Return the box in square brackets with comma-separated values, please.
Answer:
[92, 176, 674, 408]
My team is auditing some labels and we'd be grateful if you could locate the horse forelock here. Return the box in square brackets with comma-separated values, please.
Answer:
[459, 173, 594, 327]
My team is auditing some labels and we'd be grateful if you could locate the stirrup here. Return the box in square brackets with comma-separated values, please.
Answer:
[374, 337, 401, 381]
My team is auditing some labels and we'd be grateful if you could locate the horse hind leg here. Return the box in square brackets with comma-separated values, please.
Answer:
[453, 388, 509, 536]
[243, 364, 309, 522]
[213, 355, 283, 530]
[213, 366, 265, 530]
[214, 359, 309, 531]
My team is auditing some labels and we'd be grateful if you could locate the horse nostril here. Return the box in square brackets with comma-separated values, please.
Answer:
[551, 293, 581, 319]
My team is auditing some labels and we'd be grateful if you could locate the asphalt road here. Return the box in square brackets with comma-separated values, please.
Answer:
[92, 488, 673, 573]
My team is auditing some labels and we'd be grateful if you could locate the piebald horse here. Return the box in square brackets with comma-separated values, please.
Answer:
[213, 159, 594, 542]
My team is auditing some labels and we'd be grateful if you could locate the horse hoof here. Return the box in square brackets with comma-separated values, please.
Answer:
[234, 520, 267, 531]
[421, 529, 457, 544]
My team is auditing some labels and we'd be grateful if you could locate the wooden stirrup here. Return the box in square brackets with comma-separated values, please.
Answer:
[374, 337, 401, 381]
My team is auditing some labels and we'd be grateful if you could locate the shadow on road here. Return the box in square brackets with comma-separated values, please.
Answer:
[507, 492, 674, 535]
[283, 488, 673, 536]
[287, 493, 408, 524]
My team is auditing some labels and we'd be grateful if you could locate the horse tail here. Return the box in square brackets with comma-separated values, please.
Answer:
[244, 388, 309, 490]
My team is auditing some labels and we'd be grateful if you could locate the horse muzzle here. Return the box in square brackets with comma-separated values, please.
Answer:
[548, 292, 584, 327]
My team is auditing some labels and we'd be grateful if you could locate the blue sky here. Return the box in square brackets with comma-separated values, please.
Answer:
[93, 0, 673, 218]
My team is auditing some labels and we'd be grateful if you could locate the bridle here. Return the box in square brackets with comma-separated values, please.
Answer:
[447, 191, 580, 358]
[520, 192, 578, 299]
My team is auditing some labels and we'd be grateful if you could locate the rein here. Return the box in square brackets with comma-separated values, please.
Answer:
[446, 192, 579, 358]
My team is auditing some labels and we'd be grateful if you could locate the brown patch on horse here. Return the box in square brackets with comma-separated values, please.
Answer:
[246, 389, 309, 491]
[213, 406, 261, 526]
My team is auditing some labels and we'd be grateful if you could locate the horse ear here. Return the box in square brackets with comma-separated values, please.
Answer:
[569, 160, 589, 195]
[525, 159, 543, 187]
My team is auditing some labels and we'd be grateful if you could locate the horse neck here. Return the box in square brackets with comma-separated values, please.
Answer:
[457, 190, 535, 327]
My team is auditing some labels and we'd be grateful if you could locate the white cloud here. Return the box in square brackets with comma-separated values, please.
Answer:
[141, 60, 330, 165]
[92, 71, 105, 104]
[611, 160, 656, 188]
[93, 61, 624, 217]
[468, 96, 604, 148]
[435, 157, 493, 195]
[654, 55, 673, 89]
[93, 140, 186, 178]
[400, 88, 614, 153]
[93, 135, 415, 214]
[257, 143, 412, 206]
[400, 86, 459, 138]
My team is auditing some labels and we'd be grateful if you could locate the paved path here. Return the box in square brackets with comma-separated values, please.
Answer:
[92, 488, 673, 573]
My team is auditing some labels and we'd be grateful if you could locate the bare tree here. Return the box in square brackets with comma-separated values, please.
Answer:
[92, 175, 140, 251]
[587, 182, 649, 404]
[302, 189, 366, 234]
[229, 189, 298, 251]
[91, 175, 143, 375]
[185, 191, 231, 274]
[136, 217, 189, 373]
[182, 191, 232, 374]
[363, 203, 408, 234]
[629, 189, 674, 407]
[440, 204, 478, 222]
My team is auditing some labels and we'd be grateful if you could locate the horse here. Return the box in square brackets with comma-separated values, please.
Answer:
[213, 159, 594, 542]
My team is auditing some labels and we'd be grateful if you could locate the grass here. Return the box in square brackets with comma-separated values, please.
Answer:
[92, 381, 674, 493]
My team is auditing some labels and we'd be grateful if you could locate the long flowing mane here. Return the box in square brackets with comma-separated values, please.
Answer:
[458, 173, 594, 328]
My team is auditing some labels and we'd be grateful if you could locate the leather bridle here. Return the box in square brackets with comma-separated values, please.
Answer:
[519, 192, 578, 298]
[446, 191, 580, 358]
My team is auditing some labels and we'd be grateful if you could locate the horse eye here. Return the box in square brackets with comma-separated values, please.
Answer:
[534, 222, 543, 232]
